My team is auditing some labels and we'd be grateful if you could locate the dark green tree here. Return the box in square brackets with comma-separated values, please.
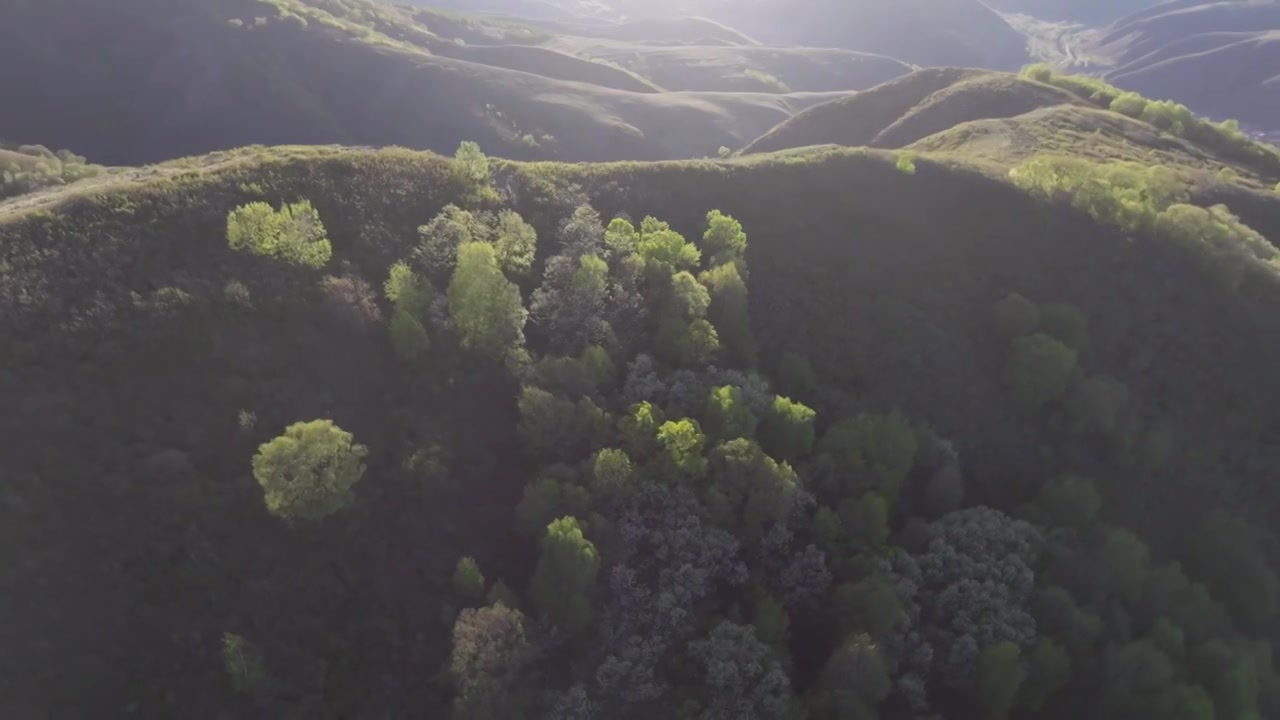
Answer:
[530, 517, 600, 636]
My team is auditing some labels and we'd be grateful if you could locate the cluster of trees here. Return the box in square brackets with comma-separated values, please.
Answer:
[1020, 65, 1280, 175]
[1010, 155, 1279, 290]
[0, 142, 102, 199]
[220, 144, 1279, 719]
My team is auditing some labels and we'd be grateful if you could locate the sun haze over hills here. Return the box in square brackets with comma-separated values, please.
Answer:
[6, 0, 1280, 718]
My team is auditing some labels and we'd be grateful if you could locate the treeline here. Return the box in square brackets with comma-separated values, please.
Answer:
[1021, 64, 1280, 179]
[0, 143, 103, 200]
[215, 143, 1280, 719]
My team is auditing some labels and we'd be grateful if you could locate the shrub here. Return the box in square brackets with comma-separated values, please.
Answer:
[992, 292, 1039, 340]
[225, 199, 332, 268]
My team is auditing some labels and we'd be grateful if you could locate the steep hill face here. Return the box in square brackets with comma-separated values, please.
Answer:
[742, 69, 1085, 154]
[1082, 0, 1280, 127]
[4, 145, 1280, 714]
[0, 0, 846, 165]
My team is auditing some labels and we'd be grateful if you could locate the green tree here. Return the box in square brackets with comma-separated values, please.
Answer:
[833, 574, 905, 641]
[530, 517, 601, 636]
[707, 438, 799, 541]
[1018, 638, 1071, 712]
[705, 385, 758, 442]
[1037, 474, 1101, 529]
[493, 209, 537, 275]
[453, 140, 491, 190]
[1005, 333, 1078, 412]
[816, 413, 917, 502]
[517, 387, 611, 463]
[1102, 529, 1151, 604]
[448, 242, 528, 360]
[389, 308, 431, 362]
[657, 418, 708, 480]
[415, 204, 483, 277]
[977, 642, 1026, 720]
[776, 351, 817, 400]
[453, 556, 486, 604]
[451, 604, 536, 719]
[759, 395, 816, 461]
[703, 210, 748, 268]
[619, 401, 665, 458]
[251, 419, 368, 521]
[226, 199, 332, 268]
[638, 219, 701, 270]
[515, 473, 590, 536]
[702, 262, 757, 367]
[221, 632, 265, 694]
[604, 217, 639, 258]
[812, 633, 891, 720]
[590, 448, 634, 506]
[753, 592, 791, 651]
[839, 492, 890, 550]
[993, 292, 1039, 339]
[1039, 302, 1090, 354]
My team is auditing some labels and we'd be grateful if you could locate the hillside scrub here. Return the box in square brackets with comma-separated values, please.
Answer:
[4, 146, 1280, 717]
[0, 143, 103, 199]
[1020, 65, 1280, 179]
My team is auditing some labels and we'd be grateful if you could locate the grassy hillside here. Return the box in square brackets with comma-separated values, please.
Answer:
[743, 69, 1084, 154]
[0, 0, 850, 165]
[984, 0, 1155, 23]
[547, 38, 913, 93]
[719, 0, 1031, 69]
[5, 141, 1280, 716]
[1079, 1, 1280, 127]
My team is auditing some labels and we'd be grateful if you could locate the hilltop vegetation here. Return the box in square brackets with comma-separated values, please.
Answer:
[1078, 1, 1280, 128]
[5, 130, 1280, 717]
[0, 143, 103, 199]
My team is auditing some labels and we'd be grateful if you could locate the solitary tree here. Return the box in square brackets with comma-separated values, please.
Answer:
[226, 199, 332, 268]
[251, 419, 368, 522]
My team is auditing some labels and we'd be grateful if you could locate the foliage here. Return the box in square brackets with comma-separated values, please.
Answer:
[221, 632, 265, 695]
[759, 395, 816, 461]
[657, 418, 708, 481]
[1005, 333, 1077, 412]
[992, 291, 1039, 339]
[687, 621, 793, 720]
[702, 210, 748, 268]
[0, 143, 103, 199]
[251, 419, 368, 522]
[453, 556, 486, 604]
[451, 604, 536, 719]
[449, 241, 528, 360]
[815, 412, 917, 502]
[704, 385, 758, 442]
[226, 199, 332, 268]
[531, 517, 601, 636]
[453, 140, 492, 195]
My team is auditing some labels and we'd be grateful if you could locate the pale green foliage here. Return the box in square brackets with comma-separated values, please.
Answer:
[759, 395, 816, 461]
[385, 260, 433, 361]
[515, 473, 590, 535]
[702, 262, 756, 367]
[591, 448, 634, 505]
[896, 154, 917, 175]
[453, 556, 486, 603]
[493, 209, 537, 275]
[703, 210, 748, 266]
[226, 199, 332, 268]
[638, 217, 701, 270]
[667, 271, 711, 319]
[222, 632, 265, 694]
[604, 217, 640, 258]
[619, 401, 664, 457]
[449, 242, 527, 359]
[1005, 333, 1077, 412]
[705, 385, 758, 441]
[453, 141, 491, 189]
[657, 418, 708, 480]
[252, 419, 368, 521]
[1156, 203, 1280, 290]
[1010, 156, 1186, 234]
[531, 517, 600, 635]
[656, 316, 720, 368]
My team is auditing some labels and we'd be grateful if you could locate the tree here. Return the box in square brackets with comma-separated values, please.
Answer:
[448, 242, 528, 360]
[1005, 333, 1077, 412]
[840, 492, 890, 550]
[515, 472, 590, 536]
[833, 574, 905, 641]
[1036, 474, 1101, 529]
[251, 419, 368, 521]
[703, 210, 748, 267]
[415, 204, 484, 278]
[993, 292, 1039, 339]
[752, 592, 791, 651]
[705, 385, 758, 442]
[619, 400, 665, 459]
[1039, 302, 1090, 355]
[637, 218, 700, 270]
[1102, 529, 1151, 604]
[816, 413, 917, 502]
[453, 140, 491, 190]
[530, 517, 601, 636]
[591, 448, 635, 507]
[707, 438, 799, 541]
[702, 262, 756, 367]
[812, 634, 891, 720]
[759, 395, 816, 461]
[493, 209, 537, 275]
[657, 418, 708, 481]
[226, 199, 332, 268]
[977, 642, 1026, 720]
[453, 557, 486, 605]
[221, 632, 265, 695]
[517, 386, 611, 463]
[1183, 510, 1280, 634]
[688, 621, 793, 720]
[451, 604, 536, 719]
[1017, 638, 1071, 713]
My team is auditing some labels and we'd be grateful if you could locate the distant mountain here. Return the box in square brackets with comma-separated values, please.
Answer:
[1080, 0, 1280, 128]
[983, 0, 1156, 23]
[0, 0, 859, 166]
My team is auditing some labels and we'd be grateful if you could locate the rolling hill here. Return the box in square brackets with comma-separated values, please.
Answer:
[742, 69, 1087, 154]
[1079, 0, 1280, 128]
[0, 0, 851, 165]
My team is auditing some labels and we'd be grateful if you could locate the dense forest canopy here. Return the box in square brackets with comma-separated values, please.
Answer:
[3, 0, 1280, 717]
